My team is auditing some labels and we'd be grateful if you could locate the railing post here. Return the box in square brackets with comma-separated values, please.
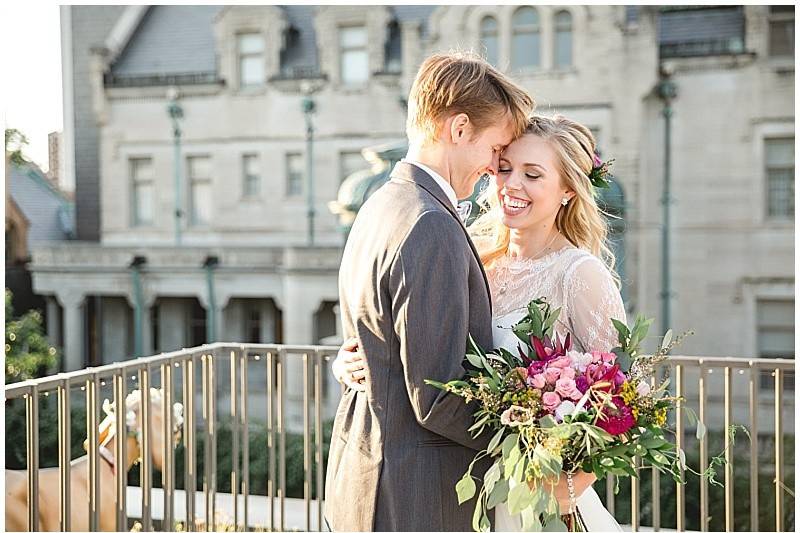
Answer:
[749, 362, 759, 532]
[162, 361, 176, 531]
[723, 367, 733, 532]
[775, 368, 784, 532]
[698, 363, 708, 532]
[114, 370, 128, 531]
[140, 364, 153, 532]
[242, 348, 250, 532]
[26, 385, 40, 532]
[184, 355, 197, 531]
[315, 352, 325, 531]
[86, 374, 100, 531]
[675, 364, 685, 532]
[58, 380, 71, 532]
[230, 348, 240, 530]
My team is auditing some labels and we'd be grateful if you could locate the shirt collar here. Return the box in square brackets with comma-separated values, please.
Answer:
[401, 157, 459, 209]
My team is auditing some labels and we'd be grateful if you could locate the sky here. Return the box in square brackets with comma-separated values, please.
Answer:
[1, 4, 63, 173]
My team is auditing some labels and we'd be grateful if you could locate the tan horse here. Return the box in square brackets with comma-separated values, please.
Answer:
[5, 387, 184, 531]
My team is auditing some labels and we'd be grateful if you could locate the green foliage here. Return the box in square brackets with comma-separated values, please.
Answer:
[5, 128, 29, 166]
[161, 417, 334, 499]
[597, 430, 795, 532]
[5, 289, 59, 384]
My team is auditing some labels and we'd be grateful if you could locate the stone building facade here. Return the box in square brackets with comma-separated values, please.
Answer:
[37, 5, 794, 429]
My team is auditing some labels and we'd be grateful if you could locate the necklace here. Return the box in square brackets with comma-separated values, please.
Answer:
[497, 231, 561, 295]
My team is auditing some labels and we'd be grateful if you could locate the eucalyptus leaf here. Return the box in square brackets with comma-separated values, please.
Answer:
[484, 461, 502, 493]
[488, 429, 505, 454]
[661, 329, 673, 351]
[487, 478, 510, 509]
[456, 473, 476, 505]
[508, 480, 530, 515]
[466, 352, 484, 370]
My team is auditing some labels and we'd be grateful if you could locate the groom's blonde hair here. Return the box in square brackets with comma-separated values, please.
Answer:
[406, 51, 534, 145]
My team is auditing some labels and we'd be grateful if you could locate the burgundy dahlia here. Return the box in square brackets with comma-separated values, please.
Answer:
[596, 397, 636, 436]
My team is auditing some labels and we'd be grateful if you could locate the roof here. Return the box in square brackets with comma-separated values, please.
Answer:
[8, 162, 75, 243]
[658, 6, 745, 46]
[111, 5, 223, 78]
[109, 5, 438, 82]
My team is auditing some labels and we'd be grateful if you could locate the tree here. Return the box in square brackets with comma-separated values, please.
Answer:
[5, 128, 30, 166]
[5, 289, 59, 383]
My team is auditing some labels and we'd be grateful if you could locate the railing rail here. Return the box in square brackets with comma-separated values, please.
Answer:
[4, 344, 795, 532]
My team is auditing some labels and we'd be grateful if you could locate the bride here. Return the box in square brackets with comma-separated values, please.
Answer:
[334, 114, 625, 531]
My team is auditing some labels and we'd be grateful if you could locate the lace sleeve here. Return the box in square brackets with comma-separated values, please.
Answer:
[561, 256, 627, 353]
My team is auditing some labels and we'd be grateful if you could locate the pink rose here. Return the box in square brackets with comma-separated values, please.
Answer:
[542, 391, 561, 411]
[559, 367, 576, 380]
[544, 367, 561, 384]
[528, 373, 546, 389]
[550, 356, 571, 368]
[555, 377, 582, 400]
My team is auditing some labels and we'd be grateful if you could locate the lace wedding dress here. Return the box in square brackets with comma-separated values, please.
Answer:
[486, 247, 625, 532]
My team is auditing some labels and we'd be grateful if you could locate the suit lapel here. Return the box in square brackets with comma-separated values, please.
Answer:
[390, 162, 493, 313]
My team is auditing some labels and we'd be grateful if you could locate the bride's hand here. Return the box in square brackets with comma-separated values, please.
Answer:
[332, 337, 367, 392]
[530, 471, 596, 514]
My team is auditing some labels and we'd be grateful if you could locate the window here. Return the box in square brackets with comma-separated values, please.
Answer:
[340, 26, 369, 85]
[757, 299, 794, 390]
[769, 6, 795, 57]
[130, 157, 154, 226]
[765, 137, 794, 219]
[340, 150, 369, 183]
[480, 16, 499, 66]
[242, 153, 261, 198]
[554, 10, 573, 68]
[286, 153, 303, 197]
[512, 7, 540, 70]
[237, 33, 265, 88]
[187, 156, 212, 225]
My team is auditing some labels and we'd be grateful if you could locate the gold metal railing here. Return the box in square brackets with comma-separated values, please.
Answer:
[4, 346, 795, 532]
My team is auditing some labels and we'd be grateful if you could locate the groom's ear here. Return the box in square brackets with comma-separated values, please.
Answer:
[449, 113, 471, 144]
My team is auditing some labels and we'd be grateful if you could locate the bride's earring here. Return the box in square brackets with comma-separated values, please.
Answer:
[561, 197, 569, 206]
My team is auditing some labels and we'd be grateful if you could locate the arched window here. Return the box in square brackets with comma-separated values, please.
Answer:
[512, 7, 540, 70]
[480, 16, 499, 66]
[554, 10, 573, 68]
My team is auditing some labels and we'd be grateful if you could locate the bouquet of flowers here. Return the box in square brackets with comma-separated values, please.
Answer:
[426, 298, 710, 532]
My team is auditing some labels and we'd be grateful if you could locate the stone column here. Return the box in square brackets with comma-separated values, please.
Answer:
[57, 292, 85, 372]
[141, 296, 156, 357]
[45, 295, 62, 349]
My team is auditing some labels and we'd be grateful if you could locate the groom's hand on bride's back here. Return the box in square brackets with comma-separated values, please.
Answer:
[332, 337, 367, 392]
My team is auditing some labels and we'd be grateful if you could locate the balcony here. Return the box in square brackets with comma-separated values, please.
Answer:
[4, 344, 795, 532]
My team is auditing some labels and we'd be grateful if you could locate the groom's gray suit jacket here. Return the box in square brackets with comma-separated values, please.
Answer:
[324, 162, 494, 531]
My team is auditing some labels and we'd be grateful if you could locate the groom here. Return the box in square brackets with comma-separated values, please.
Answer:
[324, 52, 533, 531]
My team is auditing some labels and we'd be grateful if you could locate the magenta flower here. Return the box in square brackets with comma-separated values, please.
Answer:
[596, 397, 636, 435]
[575, 375, 590, 393]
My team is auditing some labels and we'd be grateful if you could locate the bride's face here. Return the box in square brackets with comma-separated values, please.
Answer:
[495, 134, 574, 231]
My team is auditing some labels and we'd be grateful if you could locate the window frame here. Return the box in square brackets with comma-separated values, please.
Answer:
[129, 157, 155, 227]
[236, 32, 266, 89]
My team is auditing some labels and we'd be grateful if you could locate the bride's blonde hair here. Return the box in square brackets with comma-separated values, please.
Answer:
[469, 114, 619, 285]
